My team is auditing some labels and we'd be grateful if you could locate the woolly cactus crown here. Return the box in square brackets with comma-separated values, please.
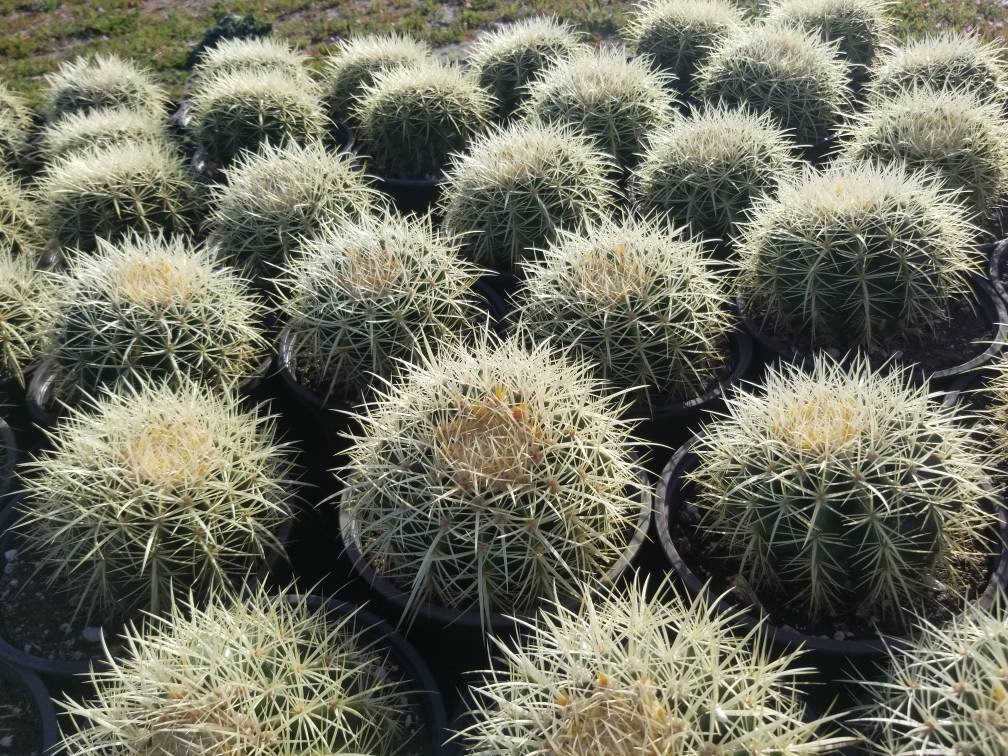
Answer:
[468, 16, 587, 119]
[869, 32, 1008, 104]
[48, 233, 266, 399]
[0, 171, 42, 259]
[522, 46, 676, 167]
[0, 249, 53, 386]
[189, 35, 310, 88]
[340, 335, 644, 627]
[441, 120, 618, 270]
[766, 0, 892, 68]
[206, 139, 380, 276]
[632, 104, 799, 242]
[839, 85, 1008, 217]
[353, 59, 494, 179]
[689, 355, 993, 624]
[60, 587, 423, 755]
[39, 139, 195, 252]
[37, 105, 168, 162]
[517, 214, 734, 405]
[461, 575, 852, 755]
[736, 161, 978, 346]
[322, 32, 432, 121]
[16, 380, 296, 619]
[44, 54, 167, 121]
[696, 23, 849, 146]
[278, 210, 486, 402]
[625, 0, 745, 94]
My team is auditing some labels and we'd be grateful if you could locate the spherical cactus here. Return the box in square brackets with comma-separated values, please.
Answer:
[278, 210, 486, 402]
[460, 575, 852, 754]
[59, 587, 423, 754]
[43, 54, 167, 121]
[624, 0, 745, 95]
[766, 0, 892, 69]
[48, 233, 266, 400]
[516, 215, 734, 405]
[37, 105, 168, 163]
[632, 105, 799, 243]
[467, 16, 587, 120]
[15, 380, 296, 619]
[440, 121, 618, 270]
[868, 32, 1008, 105]
[189, 35, 311, 89]
[0, 83, 32, 169]
[340, 336, 644, 627]
[859, 601, 1008, 754]
[0, 250, 53, 386]
[696, 23, 849, 146]
[353, 60, 494, 180]
[206, 139, 380, 277]
[521, 46, 676, 168]
[0, 171, 42, 258]
[39, 140, 195, 253]
[736, 162, 978, 347]
[838, 86, 1008, 217]
[321, 32, 431, 123]
[189, 68, 329, 166]
[689, 354, 993, 624]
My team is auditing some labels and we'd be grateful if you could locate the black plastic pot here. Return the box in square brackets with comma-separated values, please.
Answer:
[654, 440, 1008, 659]
[0, 657, 60, 753]
[331, 120, 354, 154]
[738, 273, 1008, 388]
[987, 237, 1008, 307]
[0, 417, 16, 506]
[373, 174, 444, 216]
[337, 468, 653, 634]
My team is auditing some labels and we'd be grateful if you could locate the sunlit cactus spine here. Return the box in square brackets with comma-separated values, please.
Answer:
[440, 121, 618, 270]
[37, 105, 169, 163]
[696, 23, 849, 146]
[39, 140, 195, 253]
[340, 336, 644, 628]
[736, 161, 978, 347]
[43, 53, 167, 121]
[15, 380, 297, 619]
[625, 0, 745, 95]
[59, 586, 423, 755]
[189, 67, 329, 166]
[467, 16, 587, 120]
[459, 575, 853, 755]
[205, 139, 381, 277]
[0, 250, 53, 387]
[353, 59, 494, 180]
[521, 46, 676, 167]
[0, 83, 32, 169]
[516, 214, 734, 406]
[632, 105, 799, 243]
[277, 210, 486, 403]
[838, 85, 1008, 217]
[689, 355, 994, 625]
[766, 0, 892, 69]
[0, 171, 42, 259]
[189, 35, 312, 89]
[321, 32, 432, 123]
[47, 233, 266, 400]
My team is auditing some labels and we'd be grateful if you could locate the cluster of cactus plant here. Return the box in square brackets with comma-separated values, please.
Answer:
[188, 68, 329, 166]
[440, 121, 617, 270]
[689, 355, 994, 625]
[736, 161, 978, 347]
[633, 105, 799, 243]
[468, 16, 587, 120]
[15, 380, 296, 618]
[460, 575, 851, 754]
[277, 210, 485, 402]
[696, 23, 849, 146]
[43, 54, 167, 121]
[766, 0, 892, 68]
[522, 46, 675, 167]
[321, 33, 431, 123]
[59, 586, 422, 754]
[625, 0, 745, 95]
[0, 83, 32, 169]
[353, 59, 493, 179]
[47, 233, 266, 399]
[839, 85, 1008, 217]
[206, 139, 380, 277]
[37, 105, 168, 163]
[517, 214, 734, 405]
[340, 335, 644, 628]
[189, 35, 310, 88]
[38, 140, 195, 252]
[0, 171, 42, 259]
[0, 250, 53, 386]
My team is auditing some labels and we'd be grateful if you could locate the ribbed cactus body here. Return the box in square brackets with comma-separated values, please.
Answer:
[0, 250, 52, 386]
[766, 0, 891, 68]
[38, 106, 168, 163]
[44, 54, 166, 120]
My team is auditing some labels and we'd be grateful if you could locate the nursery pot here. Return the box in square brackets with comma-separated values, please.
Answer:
[373, 174, 444, 216]
[986, 237, 1008, 307]
[0, 416, 16, 506]
[654, 440, 1008, 660]
[0, 657, 59, 754]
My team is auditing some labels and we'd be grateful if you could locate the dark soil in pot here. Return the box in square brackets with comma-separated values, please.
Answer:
[0, 659, 59, 756]
[372, 173, 444, 217]
[655, 440, 1008, 661]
